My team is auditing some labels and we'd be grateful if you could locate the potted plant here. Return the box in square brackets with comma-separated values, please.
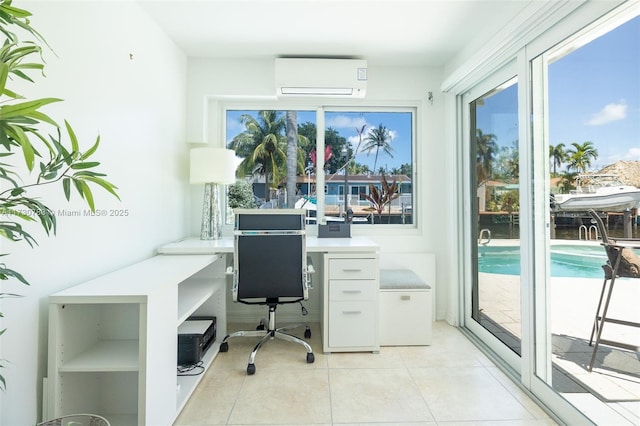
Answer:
[0, 0, 119, 389]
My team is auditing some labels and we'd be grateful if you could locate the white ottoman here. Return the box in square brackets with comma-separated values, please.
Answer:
[379, 269, 432, 346]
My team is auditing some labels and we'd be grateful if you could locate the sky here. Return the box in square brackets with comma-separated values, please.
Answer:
[226, 110, 413, 172]
[548, 14, 640, 169]
[477, 14, 639, 174]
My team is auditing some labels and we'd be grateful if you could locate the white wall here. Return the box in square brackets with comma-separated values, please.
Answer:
[185, 59, 454, 321]
[0, 2, 188, 424]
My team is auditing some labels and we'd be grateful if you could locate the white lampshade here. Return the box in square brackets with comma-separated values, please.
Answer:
[190, 147, 236, 184]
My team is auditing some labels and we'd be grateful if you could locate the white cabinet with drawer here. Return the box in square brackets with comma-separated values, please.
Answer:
[322, 253, 379, 353]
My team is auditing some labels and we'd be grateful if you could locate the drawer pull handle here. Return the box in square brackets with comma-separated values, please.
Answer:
[401, 295, 411, 301]
[342, 268, 362, 272]
[342, 290, 362, 294]
[342, 310, 362, 315]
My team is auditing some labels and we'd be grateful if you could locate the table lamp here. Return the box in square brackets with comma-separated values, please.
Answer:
[190, 147, 236, 240]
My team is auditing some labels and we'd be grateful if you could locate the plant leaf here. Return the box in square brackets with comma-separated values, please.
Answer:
[78, 180, 95, 211]
[0, 98, 61, 119]
[62, 177, 71, 201]
[64, 120, 79, 155]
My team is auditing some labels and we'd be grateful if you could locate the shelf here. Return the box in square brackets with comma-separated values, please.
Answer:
[60, 340, 139, 372]
[177, 277, 224, 324]
[176, 341, 220, 412]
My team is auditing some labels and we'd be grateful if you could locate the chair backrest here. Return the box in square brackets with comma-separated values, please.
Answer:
[588, 209, 640, 278]
[233, 209, 308, 305]
[587, 209, 610, 244]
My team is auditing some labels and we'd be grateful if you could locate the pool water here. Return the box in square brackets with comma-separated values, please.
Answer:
[478, 244, 608, 278]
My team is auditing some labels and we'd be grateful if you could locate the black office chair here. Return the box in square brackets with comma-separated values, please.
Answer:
[587, 209, 640, 371]
[219, 209, 315, 375]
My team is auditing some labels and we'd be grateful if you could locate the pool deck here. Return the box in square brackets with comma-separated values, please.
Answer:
[478, 239, 639, 425]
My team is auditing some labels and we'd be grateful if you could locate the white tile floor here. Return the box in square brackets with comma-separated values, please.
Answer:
[174, 321, 557, 425]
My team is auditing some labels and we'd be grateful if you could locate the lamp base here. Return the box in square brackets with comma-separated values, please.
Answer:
[200, 182, 222, 240]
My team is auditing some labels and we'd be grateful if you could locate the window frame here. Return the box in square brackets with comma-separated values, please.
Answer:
[221, 102, 419, 234]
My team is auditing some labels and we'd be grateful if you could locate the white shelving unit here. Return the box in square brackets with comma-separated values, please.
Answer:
[44, 254, 227, 426]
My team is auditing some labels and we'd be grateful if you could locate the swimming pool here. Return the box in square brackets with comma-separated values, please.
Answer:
[478, 244, 608, 278]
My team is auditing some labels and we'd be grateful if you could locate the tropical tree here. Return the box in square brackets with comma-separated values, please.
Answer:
[566, 141, 598, 173]
[350, 162, 370, 175]
[395, 163, 412, 176]
[285, 111, 299, 207]
[299, 125, 348, 174]
[227, 180, 259, 209]
[558, 171, 577, 193]
[494, 141, 519, 180]
[362, 172, 400, 224]
[228, 111, 286, 201]
[549, 143, 566, 176]
[498, 190, 519, 213]
[475, 128, 498, 184]
[362, 123, 394, 172]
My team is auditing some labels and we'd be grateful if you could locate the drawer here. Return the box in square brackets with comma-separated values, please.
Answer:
[328, 301, 376, 347]
[329, 258, 377, 280]
[379, 290, 431, 346]
[329, 280, 377, 301]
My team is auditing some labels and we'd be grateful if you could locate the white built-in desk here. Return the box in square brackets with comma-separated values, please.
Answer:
[157, 236, 381, 354]
[45, 236, 379, 426]
[156, 235, 380, 254]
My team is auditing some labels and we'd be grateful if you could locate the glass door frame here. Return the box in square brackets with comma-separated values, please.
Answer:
[456, 3, 635, 423]
[460, 59, 522, 372]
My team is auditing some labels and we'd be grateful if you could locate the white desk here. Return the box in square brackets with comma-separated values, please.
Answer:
[157, 236, 381, 354]
[156, 235, 380, 255]
[45, 236, 379, 426]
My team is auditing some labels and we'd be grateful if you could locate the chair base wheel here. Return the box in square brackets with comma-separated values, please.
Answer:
[306, 352, 315, 363]
[304, 327, 311, 338]
[220, 342, 229, 352]
[247, 363, 256, 375]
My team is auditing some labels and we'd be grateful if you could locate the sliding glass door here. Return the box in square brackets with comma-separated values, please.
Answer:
[461, 4, 638, 424]
[462, 63, 522, 370]
[530, 11, 640, 425]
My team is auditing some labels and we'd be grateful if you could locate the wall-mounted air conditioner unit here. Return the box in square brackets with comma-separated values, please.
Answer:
[274, 58, 367, 98]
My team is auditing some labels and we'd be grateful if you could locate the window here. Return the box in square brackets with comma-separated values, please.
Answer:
[225, 108, 415, 226]
[469, 78, 521, 356]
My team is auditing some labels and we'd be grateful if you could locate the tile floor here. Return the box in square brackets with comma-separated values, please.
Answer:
[174, 321, 557, 425]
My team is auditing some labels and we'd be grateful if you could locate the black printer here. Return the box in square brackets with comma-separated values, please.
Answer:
[177, 316, 216, 366]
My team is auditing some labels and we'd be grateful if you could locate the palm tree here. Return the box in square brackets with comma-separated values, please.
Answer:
[475, 128, 498, 184]
[566, 141, 598, 173]
[228, 110, 286, 201]
[549, 143, 566, 176]
[362, 124, 394, 172]
[285, 111, 298, 207]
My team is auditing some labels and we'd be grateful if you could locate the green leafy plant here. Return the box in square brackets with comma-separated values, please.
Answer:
[362, 172, 400, 224]
[227, 179, 258, 209]
[0, 0, 119, 389]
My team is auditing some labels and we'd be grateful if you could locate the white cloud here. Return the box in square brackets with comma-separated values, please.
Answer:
[585, 101, 627, 126]
[326, 115, 367, 130]
[625, 147, 640, 160]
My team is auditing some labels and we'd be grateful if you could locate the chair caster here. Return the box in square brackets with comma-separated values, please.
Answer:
[306, 352, 315, 363]
[256, 319, 266, 330]
[220, 342, 229, 352]
[247, 363, 256, 375]
[304, 327, 311, 339]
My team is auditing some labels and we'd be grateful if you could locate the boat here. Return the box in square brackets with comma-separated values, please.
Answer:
[551, 174, 640, 212]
